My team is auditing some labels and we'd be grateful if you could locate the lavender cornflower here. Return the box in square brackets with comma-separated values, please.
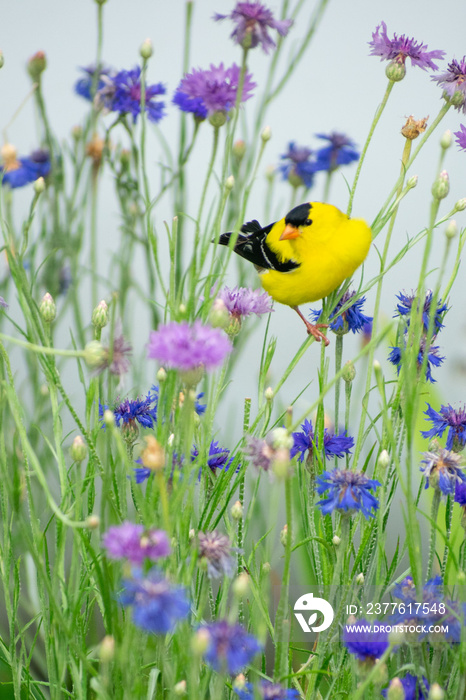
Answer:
[279, 142, 316, 189]
[310, 291, 372, 335]
[316, 469, 380, 519]
[382, 674, 430, 700]
[75, 64, 115, 102]
[314, 132, 360, 173]
[173, 64, 256, 123]
[432, 58, 466, 112]
[245, 436, 274, 471]
[234, 681, 299, 700]
[213, 2, 293, 54]
[369, 21, 445, 71]
[420, 448, 466, 494]
[0, 297, 8, 309]
[1, 146, 51, 188]
[218, 286, 273, 318]
[119, 568, 189, 634]
[343, 619, 389, 660]
[100, 391, 157, 429]
[106, 67, 165, 123]
[454, 124, 466, 151]
[198, 531, 236, 579]
[421, 403, 466, 451]
[388, 337, 444, 383]
[291, 418, 354, 462]
[200, 620, 261, 674]
[102, 522, 170, 564]
[192, 441, 235, 473]
[96, 324, 132, 376]
[394, 290, 447, 333]
[147, 321, 232, 374]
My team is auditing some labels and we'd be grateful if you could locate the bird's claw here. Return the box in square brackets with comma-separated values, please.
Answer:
[305, 322, 329, 346]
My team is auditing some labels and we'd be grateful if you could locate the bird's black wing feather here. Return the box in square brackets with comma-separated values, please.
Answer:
[217, 220, 299, 272]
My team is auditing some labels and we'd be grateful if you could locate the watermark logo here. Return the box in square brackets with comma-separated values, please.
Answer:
[293, 593, 334, 633]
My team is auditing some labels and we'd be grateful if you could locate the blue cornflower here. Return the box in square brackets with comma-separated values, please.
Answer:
[382, 674, 430, 700]
[393, 575, 443, 607]
[420, 448, 466, 494]
[99, 391, 157, 429]
[314, 132, 360, 172]
[343, 618, 389, 660]
[395, 290, 448, 333]
[119, 568, 190, 633]
[133, 464, 153, 483]
[421, 403, 466, 451]
[291, 418, 354, 463]
[310, 291, 372, 335]
[455, 479, 466, 506]
[316, 469, 380, 519]
[1, 146, 51, 188]
[388, 337, 444, 383]
[192, 440, 235, 473]
[200, 620, 261, 674]
[234, 680, 299, 699]
[109, 67, 166, 123]
[279, 142, 316, 188]
[75, 64, 116, 101]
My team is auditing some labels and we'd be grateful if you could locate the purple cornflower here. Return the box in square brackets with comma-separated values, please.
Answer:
[214, 2, 293, 54]
[200, 620, 261, 674]
[1, 147, 51, 188]
[246, 436, 274, 471]
[234, 681, 299, 700]
[147, 321, 232, 373]
[96, 324, 132, 376]
[192, 441, 235, 473]
[74, 64, 116, 102]
[394, 290, 447, 333]
[421, 403, 466, 451]
[99, 391, 157, 429]
[316, 469, 380, 519]
[198, 531, 236, 579]
[432, 58, 466, 113]
[388, 337, 444, 383]
[454, 124, 466, 150]
[173, 63, 255, 121]
[217, 286, 273, 318]
[108, 67, 166, 123]
[291, 418, 354, 462]
[420, 448, 466, 494]
[314, 132, 360, 172]
[102, 522, 170, 564]
[369, 21, 445, 71]
[382, 674, 430, 700]
[343, 618, 389, 660]
[119, 568, 190, 633]
[310, 291, 372, 335]
[279, 142, 316, 188]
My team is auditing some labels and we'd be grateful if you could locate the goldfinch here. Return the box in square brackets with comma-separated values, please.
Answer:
[218, 202, 371, 344]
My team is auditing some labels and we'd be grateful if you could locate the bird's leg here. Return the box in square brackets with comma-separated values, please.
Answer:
[292, 306, 329, 346]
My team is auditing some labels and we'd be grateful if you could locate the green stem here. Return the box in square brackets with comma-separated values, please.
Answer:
[427, 489, 441, 579]
[90, 168, 99, 309]
[273, 476, 293, 680]
[334, 334, 343, 463]
[0, 332, 85, 359]
[237, 397, 251, 626]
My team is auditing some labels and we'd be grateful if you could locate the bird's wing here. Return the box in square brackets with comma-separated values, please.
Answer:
[218, 220, 299, 272]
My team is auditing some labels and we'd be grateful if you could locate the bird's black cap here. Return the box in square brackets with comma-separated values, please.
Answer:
[284, 202, 312, 228]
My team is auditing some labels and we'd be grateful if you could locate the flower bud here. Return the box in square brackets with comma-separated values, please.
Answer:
[225, 175, 235, 191]
[140, 435, 165, 471]
[388, 627, 404, 647]
[406, 175, 418, 189]
[86, 134, 105, 167]
[270, 427, 293, 450]
[209, 111, 227, 128]
[458, 570, 466, 584]
[445, 219, 458, 240]
[72, 125, 83, 141]
[121, 420, 139, 446]
[209, 298, 230, 330]
[332, 535, 341, 546]
[27, 51, 46, 81]
[280, 523, 288, 547]
[103, 409, 115, 427]
[92, 300, 109, 329]
[99, 635, 115, 663]
[233, 140, 246, 160]
[179, 303, 187, 315]
[440, 130, 452, 149]
[432, 170, 450, 200]
[156, 367, 167, 383]
[355, 572, 364, 585]
[378, 449, 390, 469]
[233, 674, 247, 691]
[181, 366, 204, 388]
[230, 500, 243, 520]
[0, 52, 4, 70]
[233, 573, 249, 597]
[34, 177, 46, 194]
[447, 90, 465, 107]
[264, 386, 274, 401]
[265, 165, 275, 182]
[428, 684, 444, 700]
[39, 292, 56, 323]
[84, 341, 105, 369]
[173, 680, 187, 696]
[401, 115, 428, 140]
[192, 628, 210, 655]
[70, 435, 87, 462]
[272, 447, 291, 479]
[140, 38, 153, 59]
[386, 677, 404, 700]
[188, 528, 195, 541]
[86, 514, 100, 530]
[342, 360, 356, 383]
[261, 125, 272, 142]
[454, 198, 466, 212]
[386, 60, 406, 82]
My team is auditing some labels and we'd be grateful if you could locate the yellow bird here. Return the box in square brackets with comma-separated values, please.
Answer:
[218, 202, 371, 344]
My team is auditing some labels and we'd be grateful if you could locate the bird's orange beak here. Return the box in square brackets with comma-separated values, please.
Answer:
[279, 224, 301, 241]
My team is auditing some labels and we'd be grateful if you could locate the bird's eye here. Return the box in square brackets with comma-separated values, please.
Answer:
[304, 218, 312, 226]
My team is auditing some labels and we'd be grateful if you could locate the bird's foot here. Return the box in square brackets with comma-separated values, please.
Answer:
[304, 322, 329, 346]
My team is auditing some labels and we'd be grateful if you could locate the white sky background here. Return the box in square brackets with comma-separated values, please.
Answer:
[2, 0, 466, 445]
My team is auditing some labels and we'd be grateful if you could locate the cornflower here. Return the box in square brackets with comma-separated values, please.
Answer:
[278, 142, 316, 188]
[316, 469, 380, 519]
[291, 418, 354, 462]
[310, 291, 372, 335]
[102, 522, 170, 564]
[369, 21, 445, 71]
[213, 2, 292, 53]
[314, 132, 360, 172]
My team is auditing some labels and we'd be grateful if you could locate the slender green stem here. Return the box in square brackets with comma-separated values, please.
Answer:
[427, 490, 441, 579]
[273, 475, 293, 680]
